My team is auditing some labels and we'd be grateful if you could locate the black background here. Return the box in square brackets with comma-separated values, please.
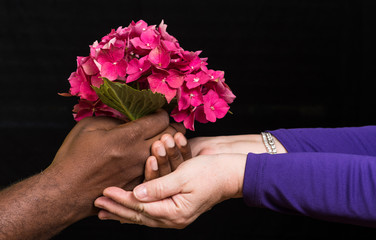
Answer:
[1, 0, 376, 239]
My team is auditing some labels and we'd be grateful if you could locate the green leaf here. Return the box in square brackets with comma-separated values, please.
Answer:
[93, 78, 167, 121]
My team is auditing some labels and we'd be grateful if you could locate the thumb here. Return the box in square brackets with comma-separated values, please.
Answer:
[133, 172, 182, 202]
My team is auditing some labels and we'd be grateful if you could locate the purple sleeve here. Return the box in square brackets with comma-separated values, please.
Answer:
[243, 152, 376, 228]
[269, 126, 376, 155]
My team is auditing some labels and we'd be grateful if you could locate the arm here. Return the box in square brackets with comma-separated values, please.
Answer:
[0, 110, 179, 240]
[270, 126, 376, 155]
[189, 134, 287, 156]
[94, 154, 247, 228]
[0, 170, 83, 240]
[189, 126, 376, 156]
[96, 151, 376, 229]
[244, 152, 376, 228]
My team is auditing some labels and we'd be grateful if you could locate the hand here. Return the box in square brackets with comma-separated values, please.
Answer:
[46, 110, 180, 219]
[189, 134, 287, 156]
[94, 153, 247, 229]
[144, 132, 192, 181]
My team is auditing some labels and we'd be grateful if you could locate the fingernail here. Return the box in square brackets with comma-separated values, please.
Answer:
[94, 199, 103, 208]
[134, 186, 147, 200]
[150, 157, 158, 171]
[98, 210, 109, 220]
[165, 136, 175, 148]
[157, 145, 166, 157]
[177, 136, 187, 147]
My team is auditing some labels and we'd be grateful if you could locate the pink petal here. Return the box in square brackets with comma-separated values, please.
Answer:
[190, 90, 203, 107]
[90, 75, 103, 88]
[158, 20, 178, 42]
[164, 88, 177, 103]
[101, 62, 118, 80]
[73, 101, 94, 121]
[130, 37, 145, 49]
[162, 40, 180, 52]
[178, 85, 203, 111]
[204, 105, 217, 122]
[148, 46, 170, 68]
[140, 29, 159, 48]
[126, 57, 150, 83]
[213, 99, 230, 119]
[96, 45, 124, 65]
[126, 58, 141, 74]
[74, 108, 93, 121]
[171, 108, 195, 131]
[79, 81, 98, 101]
[178, 91, 190, 111]
[185, 74, 200, 89]
[115, 59, 128, 78]
[148, 72, 177, 103]
[185, 71, 210, 89]
[126, 72, 142, 83]
[95, 102, 125, 120]
[203, 90, 230, 121]
[215, 81, 236, 104]
[133, 20, 149, 36]
[183, 111, 196, 131]
[195, 105, 208, 123]
[80, 57, 99, 76]
[68, 72, 82, 96]
[166, 70, 184, 88]
[171, 108, 188, 122]
[140, 56, 151, 70]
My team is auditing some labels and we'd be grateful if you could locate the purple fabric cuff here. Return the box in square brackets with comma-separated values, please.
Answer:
[242, 153, 267, 208]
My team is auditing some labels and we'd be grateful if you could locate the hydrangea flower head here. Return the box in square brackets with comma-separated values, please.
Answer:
[63, 20, 235, 131]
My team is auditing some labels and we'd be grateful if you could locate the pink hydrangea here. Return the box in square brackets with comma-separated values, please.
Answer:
[73, 99, 124, 122]
[63, 19, 235, 130]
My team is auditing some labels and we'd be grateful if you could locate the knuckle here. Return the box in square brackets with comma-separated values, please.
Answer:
[129, 122, 143, 136]
[154, 182, 166, 199]
[169, 149, 181, 161]
[173, 218, 189, 229]
[105, 144, 123, 159]
[134, 203, 145, 213]
[75, 117, 93, 130]
[129, 213, 143, 224]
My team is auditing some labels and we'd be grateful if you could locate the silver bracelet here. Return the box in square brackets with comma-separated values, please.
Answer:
[261, 132, 277, 154]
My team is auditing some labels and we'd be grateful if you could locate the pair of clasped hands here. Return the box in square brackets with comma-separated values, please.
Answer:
[91, 109, 275, 229]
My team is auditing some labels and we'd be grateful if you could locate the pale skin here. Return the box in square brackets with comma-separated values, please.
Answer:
[94, 133, 287, 228]
[0, 110, 182, 240]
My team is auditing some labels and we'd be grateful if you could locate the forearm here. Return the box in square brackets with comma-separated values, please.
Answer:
[270, 126, 376, 155]
[243, 152, 376, 227]
[190, 134, 287, 156]
[0, 168, 86, 240]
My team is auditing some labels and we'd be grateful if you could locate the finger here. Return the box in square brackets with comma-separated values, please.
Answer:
[113, 109, 170, 140]
[98, 207, 166, 227]
[144, 156, 159, 181]
[145, 125, 178, 146]
[161, 134, 184, 171]
[96, 195, 153, 226]
[174, 132, 192, 160]
[100, 187, 143, 212]
[170, 123, 186, 135]
[102, 187, 180, 221]
[151, 141, 171, 176]
[98, 209, 125, 222]
[98, 210, 146, 225]
[133, 172, 182, 202]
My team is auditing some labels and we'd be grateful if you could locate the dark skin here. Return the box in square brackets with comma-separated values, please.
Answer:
[0, 110, 182, 240]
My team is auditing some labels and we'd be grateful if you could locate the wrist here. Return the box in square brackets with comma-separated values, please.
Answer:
[43, 165, 96, 220]
[218, 153, 247, 199]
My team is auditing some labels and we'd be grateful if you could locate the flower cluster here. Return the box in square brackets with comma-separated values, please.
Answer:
[66, 20, 235, 130]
